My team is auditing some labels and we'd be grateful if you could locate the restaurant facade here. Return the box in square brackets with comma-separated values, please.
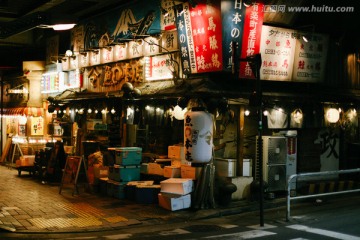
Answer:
[1, 0, 359, 208]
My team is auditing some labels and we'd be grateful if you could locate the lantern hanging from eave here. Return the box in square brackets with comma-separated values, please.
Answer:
[184, 107, 213, 163]
[326, 108, 340, 123]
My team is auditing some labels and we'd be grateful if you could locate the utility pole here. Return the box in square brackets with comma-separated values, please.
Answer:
[240, 54, 264, 227]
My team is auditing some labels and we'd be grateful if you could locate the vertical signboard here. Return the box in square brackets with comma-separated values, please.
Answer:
[161, 30, 179, 52]
[128, 41, 144, 59]
[239, 2, 264, 79]
[144, 36, 161, 56]
[176, 1, 223, 74]
[176, 2, 195, 74]
[292, 32, 329, 82]
[100, 46, 114, 64]
[113, 44, 128, 61]
[259, 26, 297, 81]
[161, 0, 183, 31]
[221, 0, 246, 71]
[89, 50, 101, 65]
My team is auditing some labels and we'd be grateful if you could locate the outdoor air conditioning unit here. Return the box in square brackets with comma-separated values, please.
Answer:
[256, 136, 287, 192]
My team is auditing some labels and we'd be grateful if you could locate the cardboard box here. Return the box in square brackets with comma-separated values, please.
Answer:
[127, 181, 154, 186]
[94, 166, 109, 178]
[158, 193, 191, 211]
[168, 145, 185, 160]
[180, 165, 202, 180]
[160, 178, 193, 195]
[148, 163, 164, 176]
[163, 166, 181, 178]
[16, 155, 35, 167]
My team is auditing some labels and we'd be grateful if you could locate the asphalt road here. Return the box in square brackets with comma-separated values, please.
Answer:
[1, 194, 359, 239]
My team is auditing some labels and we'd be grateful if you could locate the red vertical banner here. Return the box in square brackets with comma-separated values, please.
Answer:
[239, 2, 264, 79]
[178, 1, 223, 74]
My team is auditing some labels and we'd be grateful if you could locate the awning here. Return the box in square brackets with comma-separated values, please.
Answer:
[0, 107, 43, 117]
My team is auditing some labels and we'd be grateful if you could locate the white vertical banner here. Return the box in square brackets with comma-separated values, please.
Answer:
[260, 26, 297, 81]
[292, 32, 329, 82]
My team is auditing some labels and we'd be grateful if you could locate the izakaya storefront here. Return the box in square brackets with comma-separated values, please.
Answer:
[37, 0, 359, 205]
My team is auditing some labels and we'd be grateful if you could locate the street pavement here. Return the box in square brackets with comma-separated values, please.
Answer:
[4, 163, 358, 238]
[0, 165, 274, 234]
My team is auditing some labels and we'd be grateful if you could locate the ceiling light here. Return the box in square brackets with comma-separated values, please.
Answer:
[65, 50, 73, 57]
[52, 24, 76, 31]
[302, 35, 308, 43]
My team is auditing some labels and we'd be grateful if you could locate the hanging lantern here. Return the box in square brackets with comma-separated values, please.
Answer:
[184, 107, 213, 163]
[326, 108, 340, 123]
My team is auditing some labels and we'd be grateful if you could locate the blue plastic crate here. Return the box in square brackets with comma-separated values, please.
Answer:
[135, 185, 161, 204]
[112, 181, 127, 199]
[109, 165, 141, 182]
[115, 147, 142, 166]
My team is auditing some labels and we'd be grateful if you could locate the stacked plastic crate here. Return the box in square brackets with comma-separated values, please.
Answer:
[107, 147, 142, 199]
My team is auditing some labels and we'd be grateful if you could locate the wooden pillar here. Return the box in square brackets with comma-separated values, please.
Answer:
[237, 105, 245, 176]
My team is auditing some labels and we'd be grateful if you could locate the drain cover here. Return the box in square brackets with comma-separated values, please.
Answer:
[183, 225, 222, 232]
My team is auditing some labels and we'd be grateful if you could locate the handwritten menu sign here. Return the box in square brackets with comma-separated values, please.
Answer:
[176, 1, 223, 74]
[260, 25, 297, 81]
[31, 117, 44, 136]
[292, 32, 329, 82]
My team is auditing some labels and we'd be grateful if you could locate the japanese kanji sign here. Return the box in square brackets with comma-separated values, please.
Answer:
[292, 32, 329, 82]
[239, 2, 264, 79]
[221, 0, 246, 71]
[176, 1, 223, 74]
[260, 25, 297, 81]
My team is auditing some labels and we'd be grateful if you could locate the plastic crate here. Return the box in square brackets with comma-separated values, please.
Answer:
[115, 147, 142, 166]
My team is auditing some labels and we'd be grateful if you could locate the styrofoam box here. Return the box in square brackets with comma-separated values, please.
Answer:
[115, 147, 142, 166]
[163, 166, 181, 178]
[109, 165, 141, 182]
[160, 178, 193, 195]
[158, 193, 191, 211]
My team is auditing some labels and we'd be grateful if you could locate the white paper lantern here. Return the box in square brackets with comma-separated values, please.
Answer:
[184, 108, 213, 163]
[326, 108, 340, 123]
[173, 105, 187, 120]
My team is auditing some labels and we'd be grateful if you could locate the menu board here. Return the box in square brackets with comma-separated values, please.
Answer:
[292, 32, 329, 82]
[145, 54, 175, 80]
[30, 117, 44, 135]
[260, 25, 297, 81]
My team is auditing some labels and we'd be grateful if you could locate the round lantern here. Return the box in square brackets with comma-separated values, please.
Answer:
[184, 107, 213, 163]
[326, 108, 340, 123]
